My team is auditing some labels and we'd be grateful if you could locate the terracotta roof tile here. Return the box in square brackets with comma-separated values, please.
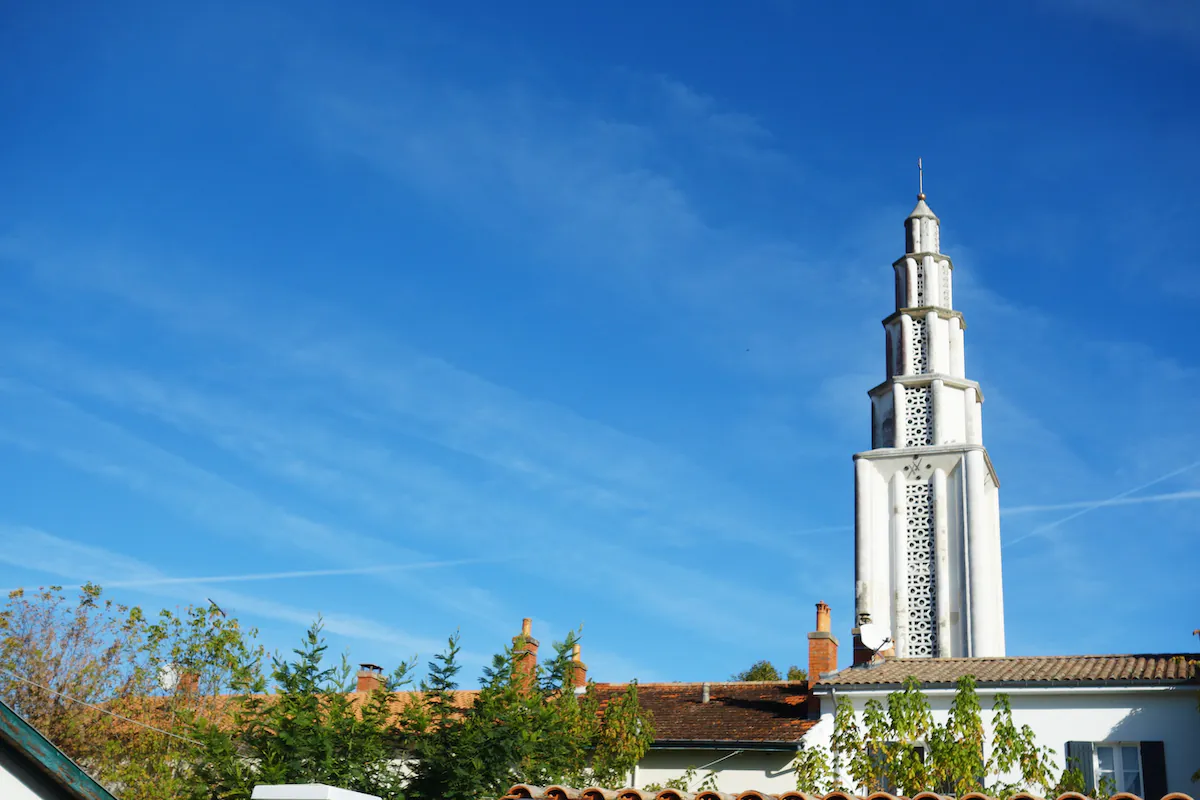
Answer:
[503, 785, 1194, 800]
[592, 681, 814, 746]
[121, 683, 813, 746]
[817, 653, 1200, 688]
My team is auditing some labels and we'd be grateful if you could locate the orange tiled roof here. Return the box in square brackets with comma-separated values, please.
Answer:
[593, 681, 814, 747]
[502, 785, 1195, 800]
[124, 680, 816, 747]
[817, 653, 1200, 688]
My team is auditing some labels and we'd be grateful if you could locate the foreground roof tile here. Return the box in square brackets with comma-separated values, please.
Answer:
[504, 786, 1196, 800]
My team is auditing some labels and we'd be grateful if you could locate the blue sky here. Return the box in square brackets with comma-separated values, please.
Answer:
[1, 1, 1198, 683]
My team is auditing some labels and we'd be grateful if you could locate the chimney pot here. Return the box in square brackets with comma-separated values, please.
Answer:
[816, 601, 831, 632]
[701, 682, 711, 703]
[521, 618, 532, 636]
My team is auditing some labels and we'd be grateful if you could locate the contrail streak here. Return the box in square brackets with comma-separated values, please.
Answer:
[1004, 459, 1200, 548]
[102, 558, 501, 588]
[1003, 489, 1200, 515]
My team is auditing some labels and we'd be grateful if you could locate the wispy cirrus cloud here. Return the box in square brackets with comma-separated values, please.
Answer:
[1004, 489, 1200, 516]
[1043, 0, 1200, 48]
[0, 525, 462, 659]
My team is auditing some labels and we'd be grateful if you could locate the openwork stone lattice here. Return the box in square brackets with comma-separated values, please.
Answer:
[903, 386, 933, 447]
[912, 316, 931, 376]
[911, 317, 929, 373]
[914, 264, 926, 305]
[940, 263, 951, 309]
[905, 481, 937, 657]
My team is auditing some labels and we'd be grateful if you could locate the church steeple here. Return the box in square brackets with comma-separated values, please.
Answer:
[852, 182, 1006, 660]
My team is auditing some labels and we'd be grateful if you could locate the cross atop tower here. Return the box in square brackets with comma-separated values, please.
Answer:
[917, 157, 925, 200]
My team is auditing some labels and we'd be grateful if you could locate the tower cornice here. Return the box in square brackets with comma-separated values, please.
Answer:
[893, 252, 954, 270]
[853, 442, 1001, 487]
[881, 306, 967, 330]
[867, 372, 985, 403]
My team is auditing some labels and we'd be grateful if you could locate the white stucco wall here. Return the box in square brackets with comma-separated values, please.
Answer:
[804, 686, 1200, 793]
[632, 748, 799, 794]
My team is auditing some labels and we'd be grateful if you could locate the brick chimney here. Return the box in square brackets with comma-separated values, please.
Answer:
[570, 642, 588, 690]
[512, 618, 539, 692]
[356, 663, 384, 693]
[178, 670, 199, 695]
[807, 601, 838, 687]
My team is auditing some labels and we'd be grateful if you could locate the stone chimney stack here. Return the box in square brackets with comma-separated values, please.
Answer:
[356, 663, 384, 693]
[512, 618, 540, 692]
[178, 670, 199, 695]
[570, 642, 588, 690]
[807, 601, 838, 688]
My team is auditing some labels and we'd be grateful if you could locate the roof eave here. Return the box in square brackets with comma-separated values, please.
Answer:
[650, 739, 803, 752]
[816, 678, 1199, 692]
[0, 701, 119, 800]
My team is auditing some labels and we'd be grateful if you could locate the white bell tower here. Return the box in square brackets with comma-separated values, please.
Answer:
[853, 181, 1006, 659]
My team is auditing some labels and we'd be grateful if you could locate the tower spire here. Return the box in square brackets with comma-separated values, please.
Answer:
[918, 157, 924, 200]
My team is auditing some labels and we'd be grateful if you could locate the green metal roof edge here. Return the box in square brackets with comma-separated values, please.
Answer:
[0, 699, 119, 800]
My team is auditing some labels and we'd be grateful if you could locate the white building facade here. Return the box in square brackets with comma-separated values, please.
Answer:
[854, 192, 1005, 659]
[805, 655, 1199, 796]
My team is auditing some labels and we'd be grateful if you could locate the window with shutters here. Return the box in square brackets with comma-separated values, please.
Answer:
[1066, 740, 1165, 799]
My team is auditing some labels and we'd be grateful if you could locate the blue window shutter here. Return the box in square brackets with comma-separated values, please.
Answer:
[1139, 741, 1167, 799]
[1066, 741, 1095, 790]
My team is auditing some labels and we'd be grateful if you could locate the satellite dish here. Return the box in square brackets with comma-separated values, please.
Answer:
[859, 622, 893, 653]
[157, 663, 179, 692]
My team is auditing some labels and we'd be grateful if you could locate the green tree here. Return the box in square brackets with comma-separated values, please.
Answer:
[730, 661, 806, 682]
[0, 585, 260, 800]
[403, 629, 654, 800]
[105, 600, 262, 800]
[731, 660, 781, 681]
[190, 619, 410, 800]
[193, 623, 654, 800]
[0, 585, 144, 770]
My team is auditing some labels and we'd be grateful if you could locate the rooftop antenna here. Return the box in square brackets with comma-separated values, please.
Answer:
[157, 663, 180, 692]
[858, 621, 894, 662]
[917, 157, 925, 200]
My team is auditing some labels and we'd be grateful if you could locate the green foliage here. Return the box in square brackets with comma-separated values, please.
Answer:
[3, 585, 656, 800]
[731, 659, 814, 683]
[793, 743, 834, 793]
[0, 586, 261, 800]
[730, 660, 781, 681]
[401, 628, 654, 800]
[794, 675, 1068, 797]
[645, 765, 718, 793]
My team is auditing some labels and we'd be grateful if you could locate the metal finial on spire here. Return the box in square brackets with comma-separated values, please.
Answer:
[917, 157, 925, 200]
